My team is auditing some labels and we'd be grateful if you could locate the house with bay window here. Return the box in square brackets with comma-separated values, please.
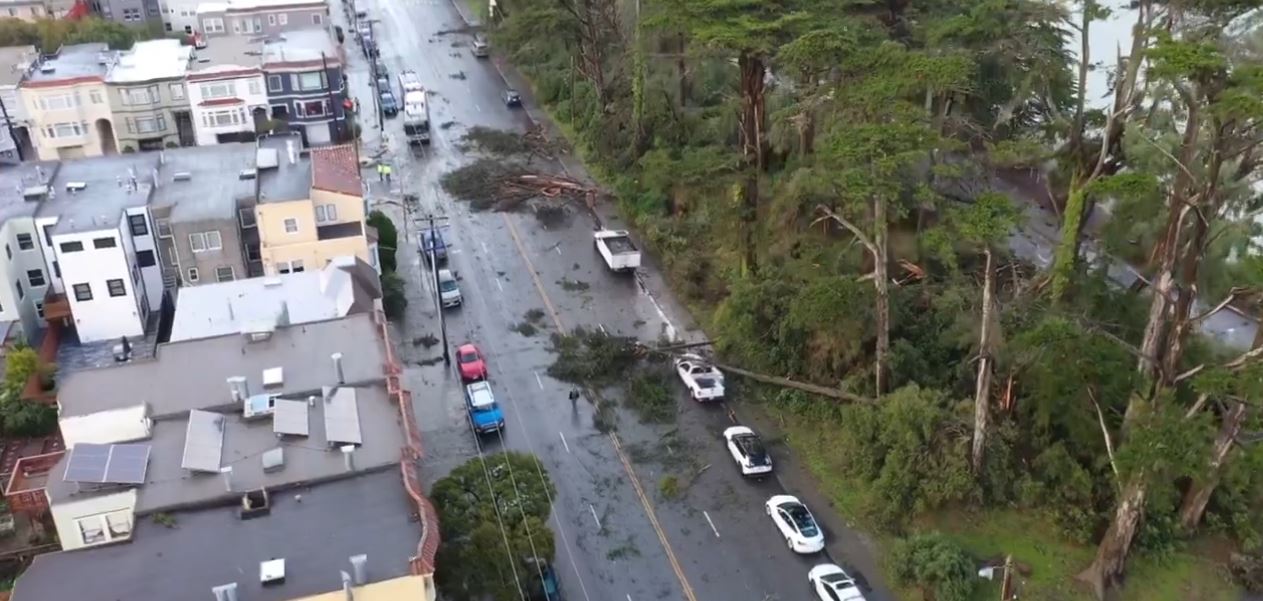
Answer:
[105, 39, 196, 152]
[20, 43, 118, 161]
[198, 0, 330, 38]
[186, 36, 269, 145]
[261, 28, 346, 146]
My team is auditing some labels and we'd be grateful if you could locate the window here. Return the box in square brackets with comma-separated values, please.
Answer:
[247, 79, 262, 96]
[52, 261, 59, 278]
[16, 233, 33, 250]
[92, 236, 117, 249]
[315, 204, 337, 223]
[277, 259, 304, 274]
[291, 259, 304, 273]
[43, 122, 86, 139]
[169, 83, 185, 101]
[311, 13, 322, 24]
[267, 14, 276, 25]
[14, 280, 21, 300]
[35, 301, 42, 318]
[283, 218, 298, 233]
[203, 17, 224, 33]
[72, 283, 92, 301]
[4, 244, 9, 260]
[122, 7, 141, 21]
[246, 244, 260, 261]
[215, 266, 235, 282]
[137, 249, 156, 267]
[89, 89, 103, 104]
[132, 114, 167, 134]
[296, 99, 330, 118]
[239, 208, 256, 228]
[201, 81, 236, 100]
[59, 241, 84, 253]
[77, 517, 105, 545]
[27, 269, 44, 287]
[38, 93, 79, 110]
[42, 224, 53, 246]
[107, 279, 126, 297]
[187, 267, 199, 283]
[156, 219, 171, 237]
[292, 71, 327, 92]
[122, 86, 159, 105]
[189, 231, 222, 252]
[128, 214, 149, 236]
[278, 13, 288, 24]
[267, 74, 283, 92]
[203, 108, 246, 128]
[105, 513, 131, 537]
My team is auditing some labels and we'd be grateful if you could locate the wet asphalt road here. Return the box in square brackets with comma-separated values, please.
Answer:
[336, 1, 896, 600]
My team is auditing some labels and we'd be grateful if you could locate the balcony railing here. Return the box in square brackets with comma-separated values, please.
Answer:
[5, 451, 65, 515]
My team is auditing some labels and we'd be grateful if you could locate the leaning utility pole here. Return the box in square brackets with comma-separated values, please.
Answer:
[422, 213, 451, 365]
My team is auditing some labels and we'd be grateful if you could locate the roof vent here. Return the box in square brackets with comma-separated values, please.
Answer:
[256, 148, 279, 170]
[262, 447, 284, 473]
[65, 182, 86, 192]
[262, 277, 284, 287]
[349, 554, 367, 585]
[262, 367, 283, 388]
[211, 583, 239, 601]
[238, 168, 257, 180]
[172, 172, 192, 182]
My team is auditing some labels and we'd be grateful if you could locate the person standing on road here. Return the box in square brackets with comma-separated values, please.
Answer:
[383, 163, 393, 186]
[568, 388, 580, 406]
[376, 163, 386, 182]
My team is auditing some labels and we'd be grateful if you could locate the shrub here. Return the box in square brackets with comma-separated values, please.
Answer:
[367, 211, 398, 272]
[381, 271, 407, 320]
[890, 532, 977, 601]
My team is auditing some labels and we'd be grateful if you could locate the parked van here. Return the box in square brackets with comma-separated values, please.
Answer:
[438, 269, 462, 308]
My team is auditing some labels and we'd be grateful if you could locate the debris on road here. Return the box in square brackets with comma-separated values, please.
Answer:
[441, 157, 598, 211]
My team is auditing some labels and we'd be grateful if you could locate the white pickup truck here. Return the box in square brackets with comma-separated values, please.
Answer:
[594, 229, 641, 272]
[675, 353, 725, 401]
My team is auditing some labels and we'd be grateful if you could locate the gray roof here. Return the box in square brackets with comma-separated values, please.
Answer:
[262, 28, 342, 68]
[0, 161, 59, 223]
[0, 45, 38, 87]
[151, 143, 258, 222]
[256, 133, 312, 203]
[57, 312, 387, 419]
[13, 470, 420, 601]
[188, 36, 265, 75]
[37, 154, 160, 235]
[46, 384, 403, 512]
[169, 256, 381, 342]
[23, 43, 111, 85]
[106, 39, 193, 84]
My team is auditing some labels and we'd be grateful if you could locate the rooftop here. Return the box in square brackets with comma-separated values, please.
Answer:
[0, 45, 38, 87]
[169, 256, 381, 342]
[262, 28, 341, 68]
[13, 470, 420, 601]
[57, 312, 386, 419]
[23, 43, 111, 87]
[290, 576, 431, 601]
[151, 143, 258, 222]
[46, 384, 404, 512]
[200, 0, 328, 12]
[310, 145, 362, 197]
[0, 161, 58, 223]
[36, 153, 160, 235]
[187, 35, 265, 78]
[257, 133, 312, 203]
[107, 39, 194, 84]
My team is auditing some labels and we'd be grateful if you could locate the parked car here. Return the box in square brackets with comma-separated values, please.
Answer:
[504, 88, 521, 107]
[472, 37, 490, 57]
[375, 74, 390, 92]
[723, 426, 772, 476]
[420, 227, 448, 263]
[675, 353, 724, 401]
[593, 229, 640, 272]
[465, 381, 505, 434]
[438, 269, 462, 308]
[765, 494, 824, 553]
[808, 564, 867, 601]
[525, 558, 560, 601]
[380, 90, 399, 117]
[457, 343, 488, 382]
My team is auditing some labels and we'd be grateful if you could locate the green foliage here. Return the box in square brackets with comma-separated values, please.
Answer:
[432, 453, 556, 601]
[626, 367, 675, 423]
[381, 272, 407, 321]
[0, 17, 141, 52]
[546, 329, 639, 386]
[0, 346, 57, 437]
[366, 211, 398, 272]
[890, 532, 978, 601]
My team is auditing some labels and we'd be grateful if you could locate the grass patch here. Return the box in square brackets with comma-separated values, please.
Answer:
[658, 475, 682, 500]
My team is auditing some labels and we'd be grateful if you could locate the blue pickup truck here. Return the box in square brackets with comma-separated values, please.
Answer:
[464, 381, 505, 434]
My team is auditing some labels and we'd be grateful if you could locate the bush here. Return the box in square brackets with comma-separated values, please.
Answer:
[381, 271, 407, 320]
[626, 367, 674, 423]
[367, 210, 398, 272]
[890, 532, 977, 601]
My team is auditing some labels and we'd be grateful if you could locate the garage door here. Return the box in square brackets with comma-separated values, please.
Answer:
[305, 123, 332, 146]
[58, 145, 86, 159]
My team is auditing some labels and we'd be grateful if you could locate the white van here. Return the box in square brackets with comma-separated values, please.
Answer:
[438, 269, 462, 308]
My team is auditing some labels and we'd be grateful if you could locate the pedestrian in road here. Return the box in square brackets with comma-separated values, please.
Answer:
[383, 163, 393, 186]
[568, 388, 580, 406]
[376, 163, 386, 182]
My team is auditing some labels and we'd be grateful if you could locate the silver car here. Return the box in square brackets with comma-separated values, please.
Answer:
[438, 269, 462, 308]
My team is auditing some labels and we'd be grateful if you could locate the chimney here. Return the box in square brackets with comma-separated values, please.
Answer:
[341, 444, 355, 471]
[212, 583, 239, 601]
[227, 376, 248, 403]
[220, 466, 233, 492]
[349, 554, 367, 585]
[286, 139, 296, 165]
[340, 571, 355, 601]
[331, 352, 345, 384]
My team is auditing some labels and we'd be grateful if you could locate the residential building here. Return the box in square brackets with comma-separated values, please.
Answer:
[168, 254, 380, 341]
[186, 36, 269, 145]
[7, 313, 438, 601]
[90, 0, 162, 25]
[0, 162, 59, 342]
[105, 39, 196, 152]
[46, 0, 82, 17]
[20, 43, 118, 161]
[0, 45, 39, 161]
[34, 153, 164, 343]
[0, 0, 49, 22]
[262, 28, 346, 146]
[147, 142, 255, 288]
[199, 0, 330, 38]
[252, 133, 374, 277]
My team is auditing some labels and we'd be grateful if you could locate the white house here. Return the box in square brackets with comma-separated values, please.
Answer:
[186, 36, 269, 145]
[0, 162, 60, 342]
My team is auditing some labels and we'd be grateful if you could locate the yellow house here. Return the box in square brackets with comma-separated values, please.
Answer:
[21, 44, 120, 160]
[253, 134, 375, 275]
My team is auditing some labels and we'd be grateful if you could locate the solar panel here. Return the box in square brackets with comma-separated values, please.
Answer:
[323, 387, 362, 446]
[63, 443, 151, 484]
[272, 399, 309, 437]
[182, 410, 225, 472]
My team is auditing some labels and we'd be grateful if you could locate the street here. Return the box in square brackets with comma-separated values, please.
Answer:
[335, 1, 894, 600]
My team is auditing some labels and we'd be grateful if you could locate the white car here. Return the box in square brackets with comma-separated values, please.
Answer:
[809, 564, 867, 601]
[724, 426, 772, 476]
[765, 494, 824, 554]
[675, 354, 725, 401]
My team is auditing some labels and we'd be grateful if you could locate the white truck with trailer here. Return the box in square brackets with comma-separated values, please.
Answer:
[593, 229, 641, 272]
[398, 70, 430, 145]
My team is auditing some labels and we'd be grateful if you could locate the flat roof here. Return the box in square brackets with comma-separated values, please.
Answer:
[188, 35, 265, 77]
[57, 312, 386, 419]
[0, 45, 38, 87]
[14, 470, 420, 601]
[262, 28, 341, 68]
[22, 43, 111, 86]
[169, 256, 380, 342]
[151, 143, 258, 222]
[37, 153, 160, 235]
[0, 161, 59, 223]
[107, 39, 193, 83]
[46, 384, 403, 512]
[257, 133, 312, 203]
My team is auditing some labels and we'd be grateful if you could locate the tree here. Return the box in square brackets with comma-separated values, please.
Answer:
[367, 210, 398, 273]
[0, 346, 57, 437]
[381, 271, 407, 321]
[1179, 361, 1261, 531]
[432, 453, 557, 601]
[890, 532, 977, 601]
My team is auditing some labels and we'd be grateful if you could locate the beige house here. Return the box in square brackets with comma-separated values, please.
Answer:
[20, 44, 119, 160]
[106, 39, 196, 152]
[0, 0, 50, 21]
[252, 133, 374, 276]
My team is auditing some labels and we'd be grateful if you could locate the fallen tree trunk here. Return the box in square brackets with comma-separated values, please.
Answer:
[712, 362, 874, 404]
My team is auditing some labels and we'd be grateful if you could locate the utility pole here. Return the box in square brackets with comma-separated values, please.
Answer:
[422, 213, 451, 365]
[0, 92, 23, 162]
[366, 19, 383, 131]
